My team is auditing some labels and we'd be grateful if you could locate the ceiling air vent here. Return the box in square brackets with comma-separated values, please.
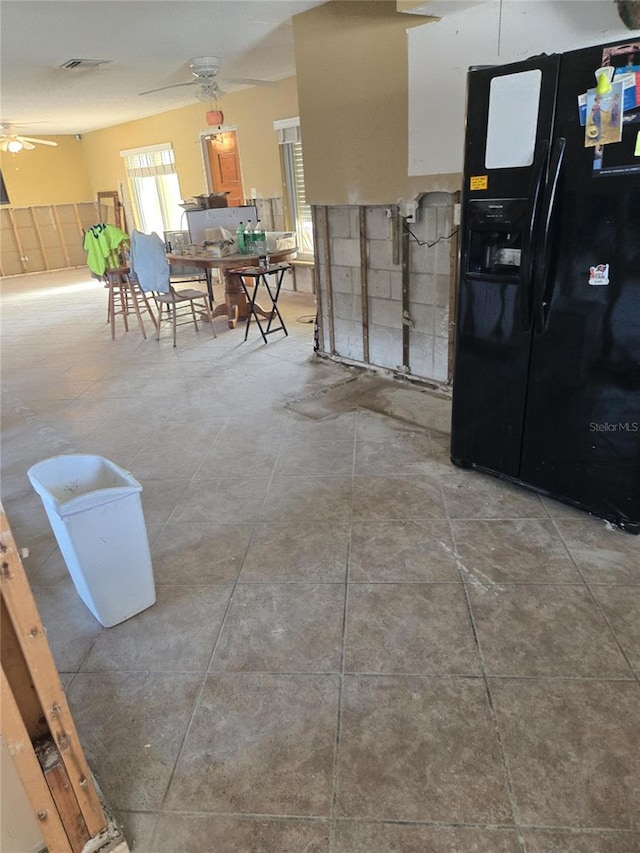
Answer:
[60, 59, 111, 70]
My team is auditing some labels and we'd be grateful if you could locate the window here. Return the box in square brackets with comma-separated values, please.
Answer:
[274, 118, 313, 258]
[120, 144, 182, 236]
[0, 170, 10, 205]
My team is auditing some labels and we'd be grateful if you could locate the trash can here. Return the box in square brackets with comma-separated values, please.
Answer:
[27, 455, 156, 628]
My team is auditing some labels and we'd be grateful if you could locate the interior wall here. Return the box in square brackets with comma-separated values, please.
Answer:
[408, 0, 639, 182]
[315, 195, 454, 384]
[0, 136, 92, 207]
[293, 0, 439, 205]
[0, 77, 297, 216]
[81, 77, 299, 205]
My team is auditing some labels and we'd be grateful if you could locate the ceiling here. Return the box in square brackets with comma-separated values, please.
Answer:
[0, 0, 328, 136]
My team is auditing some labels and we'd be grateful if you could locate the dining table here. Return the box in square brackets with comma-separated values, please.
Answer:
[165, 248, 297, 328]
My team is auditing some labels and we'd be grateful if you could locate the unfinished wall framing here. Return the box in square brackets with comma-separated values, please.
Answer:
[0, 200, 119, 277]
[313, 193, 458, 385]
[0, 504, 130, 853]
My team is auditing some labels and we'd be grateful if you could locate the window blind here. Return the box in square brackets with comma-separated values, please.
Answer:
[120, 145, 176, 177]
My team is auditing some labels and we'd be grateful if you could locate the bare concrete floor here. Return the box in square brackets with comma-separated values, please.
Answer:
[2, 269, 639, 852]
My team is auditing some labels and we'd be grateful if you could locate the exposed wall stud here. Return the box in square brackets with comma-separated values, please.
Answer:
[401, 220, 411, 371]
[391, 205, 401, 267]
[52, 206, 72, 268]
[1, 507, 108, 838]
[359, 206, 370, 364]
[322, 205, 336, 355]
[7, 208, 28, 272]
[30, 207, 49, 270]
[311, 205, 324, 353]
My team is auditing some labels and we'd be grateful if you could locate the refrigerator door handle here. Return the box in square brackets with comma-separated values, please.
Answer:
[519, 138, 549, 331]
[534, 137, 566, 333]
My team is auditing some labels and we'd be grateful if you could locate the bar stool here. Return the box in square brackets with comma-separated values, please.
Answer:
[104, 267, 158, 340]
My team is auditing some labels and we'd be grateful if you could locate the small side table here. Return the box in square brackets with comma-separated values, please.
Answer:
[234, 265, 290, 343]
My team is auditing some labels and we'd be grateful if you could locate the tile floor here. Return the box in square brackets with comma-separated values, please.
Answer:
[2, 269, 639, 853]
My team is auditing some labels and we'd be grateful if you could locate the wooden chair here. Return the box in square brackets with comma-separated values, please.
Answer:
[153, 284, 216, 348]
[130, 230, 216, 347]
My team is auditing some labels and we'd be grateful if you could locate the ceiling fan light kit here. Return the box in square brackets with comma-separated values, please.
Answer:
[0, 126, 58, 153]
[139, 56, 276, 100]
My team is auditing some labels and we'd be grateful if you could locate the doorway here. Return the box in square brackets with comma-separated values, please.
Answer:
[206, 130, 244, 206]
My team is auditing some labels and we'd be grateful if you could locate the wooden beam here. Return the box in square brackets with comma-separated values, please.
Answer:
[311, 205, 324, 352]
[35, 737, 91, 853]
[1, 597, 47, 739]
[322, 206, 335, 355]
[391, 205, 401, 267]
[1, 666, 74, 853]
[359, 206, 370, 364]
[31, 207, 50, 270]
[73, 203, 84, 243]
[402, 221, 411, 371]
[7, 208, 28, 273]
[0, 508, 107, 837]
[52, 205, 72, 268]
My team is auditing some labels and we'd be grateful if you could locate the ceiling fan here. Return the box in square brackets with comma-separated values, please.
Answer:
[0, 124, 58, 153]
[139, 56, 276, 101]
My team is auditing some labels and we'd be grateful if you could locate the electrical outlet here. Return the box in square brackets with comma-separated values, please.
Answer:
[405, 201, 418, 223]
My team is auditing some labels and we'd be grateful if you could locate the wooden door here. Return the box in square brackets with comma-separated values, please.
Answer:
[207, 131, 244, 206]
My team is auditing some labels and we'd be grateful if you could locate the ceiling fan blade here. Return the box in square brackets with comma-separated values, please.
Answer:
[21, 141, 36, 150]
[0, 139, 11, 152]
[139, 80, 197, 95]
[224, 77, 277, 87]
[19, 136, 58, 146]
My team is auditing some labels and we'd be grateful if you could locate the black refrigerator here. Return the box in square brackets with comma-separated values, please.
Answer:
[451, 38, 640, 533]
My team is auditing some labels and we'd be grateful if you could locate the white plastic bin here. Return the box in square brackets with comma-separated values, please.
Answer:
[27, 455, 156, 627]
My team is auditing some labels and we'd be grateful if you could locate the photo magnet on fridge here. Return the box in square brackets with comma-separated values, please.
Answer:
[585, 82, 624, 147]
[613, 68, 640, 111]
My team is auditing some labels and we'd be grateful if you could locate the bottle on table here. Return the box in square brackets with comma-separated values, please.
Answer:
[235, 221, 245, 254]
[254, 220, 266, 255]
[244, 221, 254, 254]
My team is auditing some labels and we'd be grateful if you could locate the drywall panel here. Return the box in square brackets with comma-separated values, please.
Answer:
[12, 209, 44, 272]
[0, 209, 24, 276]
[32, 207, 67, 271]
[1, 739, 45, 853]
[293, 1, 434, 205]
[408, 0, 637, 178]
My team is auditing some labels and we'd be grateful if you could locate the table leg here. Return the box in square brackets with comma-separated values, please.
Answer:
[210, 294, 241, 329]
[205, 267, 214, 309]
[208, 271, 248, 328]
[239, 268, 288, 343]
[262, 268, 288, 337]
